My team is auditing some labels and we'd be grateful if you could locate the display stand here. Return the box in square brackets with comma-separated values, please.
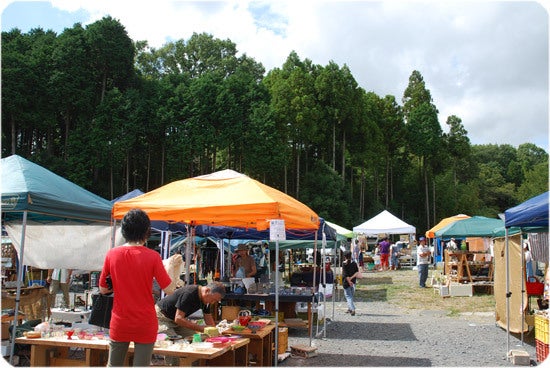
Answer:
[444, 250, 493, 284]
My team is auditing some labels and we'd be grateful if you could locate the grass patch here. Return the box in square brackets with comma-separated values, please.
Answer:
[358, 269, 495, 314]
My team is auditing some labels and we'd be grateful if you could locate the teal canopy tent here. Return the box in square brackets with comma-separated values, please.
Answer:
[434, 216, 503, 238]
[1, 155, 114, 364]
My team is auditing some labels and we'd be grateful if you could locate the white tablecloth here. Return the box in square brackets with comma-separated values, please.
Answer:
[50, 308, 92, 324]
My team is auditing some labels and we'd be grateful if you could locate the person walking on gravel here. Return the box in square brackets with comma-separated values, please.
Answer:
[416, 237, 431, 288]
[342, 250, 361, 315]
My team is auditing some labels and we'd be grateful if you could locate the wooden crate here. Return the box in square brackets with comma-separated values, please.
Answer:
[278, 327, 288, 354]
[290, 344, 318, 359]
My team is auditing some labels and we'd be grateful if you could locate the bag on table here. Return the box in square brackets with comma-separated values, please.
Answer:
[89, 293, 113, 329]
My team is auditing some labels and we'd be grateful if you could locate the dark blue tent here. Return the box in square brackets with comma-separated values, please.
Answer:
[504, 191, 549, 228]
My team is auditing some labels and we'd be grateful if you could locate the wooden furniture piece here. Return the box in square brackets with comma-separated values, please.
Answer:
[15, 336, 250, 366]
[223, 293, 315, 335]
[1, 286, 49, 320]
[222, 324, 275, 366]
[444, 250, 493, 284]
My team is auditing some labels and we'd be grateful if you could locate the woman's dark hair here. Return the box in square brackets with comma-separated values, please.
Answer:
[121, 208, 151, 243]
[344, 250, 352, 259]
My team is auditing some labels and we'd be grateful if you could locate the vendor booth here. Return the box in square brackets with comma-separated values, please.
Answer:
[1, 155, 116, 364]
[112, 169, 321, 361]
[352, 210, 416, 236]
[500, 191, 549, 360]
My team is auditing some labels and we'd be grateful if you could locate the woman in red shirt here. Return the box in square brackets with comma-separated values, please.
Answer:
[99, 208, 173, 366]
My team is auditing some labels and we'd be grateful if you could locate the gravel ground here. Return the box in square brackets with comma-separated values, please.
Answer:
[279, 277, 540, 367]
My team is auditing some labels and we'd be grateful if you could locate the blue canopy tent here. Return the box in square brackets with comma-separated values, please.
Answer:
[505, 191, 549, 228]
[1, 155, 115, 364]
[500, 192, 549, 355]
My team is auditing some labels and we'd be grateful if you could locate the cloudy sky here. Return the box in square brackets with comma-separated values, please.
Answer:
[2, 1, 548, 151]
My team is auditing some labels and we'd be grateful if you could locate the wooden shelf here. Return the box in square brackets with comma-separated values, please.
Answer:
[444, 250, 493, 284]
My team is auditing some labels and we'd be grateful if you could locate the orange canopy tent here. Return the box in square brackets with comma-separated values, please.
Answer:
[425, 214, 470, 238]
[112, 169, 319, 230]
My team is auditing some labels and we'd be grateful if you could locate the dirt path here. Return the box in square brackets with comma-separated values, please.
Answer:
[279, 269, 539, 367]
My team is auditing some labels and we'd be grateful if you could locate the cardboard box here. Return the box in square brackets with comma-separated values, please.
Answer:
[509, 349, 530, 365]
[1, 340, 9, 356]
[450, 283, 473, 297]
[1, 323, 9, 340]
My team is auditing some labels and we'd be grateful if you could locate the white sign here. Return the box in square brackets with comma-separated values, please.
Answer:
[269, 220, 286, 241]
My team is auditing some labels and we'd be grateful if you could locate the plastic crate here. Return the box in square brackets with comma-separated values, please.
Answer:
[536, 339, 549, 363]
[535, 315, 549, 344]
[526, 281, 544, 295]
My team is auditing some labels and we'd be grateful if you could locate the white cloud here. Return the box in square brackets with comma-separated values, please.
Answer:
[4, 0, 548, 150]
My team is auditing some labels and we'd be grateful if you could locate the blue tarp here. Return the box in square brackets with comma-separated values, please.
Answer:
[504, 191, 549, 228]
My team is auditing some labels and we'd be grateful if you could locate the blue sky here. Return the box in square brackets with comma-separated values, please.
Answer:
[2, 1, 548, 151]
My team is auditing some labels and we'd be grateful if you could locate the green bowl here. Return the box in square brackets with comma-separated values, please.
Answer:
[231, 325, 246, 332]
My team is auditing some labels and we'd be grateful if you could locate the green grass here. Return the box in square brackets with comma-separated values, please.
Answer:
[356, 269, 495, 315]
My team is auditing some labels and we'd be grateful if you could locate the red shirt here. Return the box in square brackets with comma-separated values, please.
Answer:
[99, 245, 172, 343]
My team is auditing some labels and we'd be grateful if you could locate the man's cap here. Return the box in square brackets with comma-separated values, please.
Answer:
[237, 244, 248, 251]
[419, 237, 426, 241]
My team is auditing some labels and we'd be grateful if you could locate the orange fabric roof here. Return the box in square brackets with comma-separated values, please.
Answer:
[112, 169, 319, 230]
[425, 214, 471, 238]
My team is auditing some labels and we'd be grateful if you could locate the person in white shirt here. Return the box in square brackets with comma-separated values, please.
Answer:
[47, 268, 72, 308]
[447, 238, 457, 250]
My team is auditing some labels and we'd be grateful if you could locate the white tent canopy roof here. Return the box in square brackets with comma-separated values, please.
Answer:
[353, 210, 416, 235]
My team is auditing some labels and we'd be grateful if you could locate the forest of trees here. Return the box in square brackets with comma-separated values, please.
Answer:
[2, 16, 548, 235]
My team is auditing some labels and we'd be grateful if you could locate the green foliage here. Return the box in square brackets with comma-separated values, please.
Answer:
[2, 25, 546, 234]
[300, 161, 357, 226]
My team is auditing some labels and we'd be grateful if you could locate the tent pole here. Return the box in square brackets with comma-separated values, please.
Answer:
[505, 227, 511, 359]
[520, 231, 525, 345]
[310, 231, 318, 346]
[323, 228, 328, 338]
[332, 239, 337, 322]
[274, 238, 279, 368]
[9, 210, 27, 365]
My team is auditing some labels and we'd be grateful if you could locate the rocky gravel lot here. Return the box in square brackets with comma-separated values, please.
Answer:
[280, 269, 540, 367]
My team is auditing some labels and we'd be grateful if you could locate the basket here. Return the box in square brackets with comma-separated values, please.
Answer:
[535, 315, 549, 344]
[536, 339, 549, 362]
[221, 306, 240, 321]
[278, 327, 288, 354]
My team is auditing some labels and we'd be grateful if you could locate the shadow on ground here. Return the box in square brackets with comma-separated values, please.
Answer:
[281, 353, 432, 366]
[290, 320, 417, 341]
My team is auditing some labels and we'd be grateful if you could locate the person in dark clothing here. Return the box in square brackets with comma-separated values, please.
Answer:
[156, 283, 225, 338]
[342, 250, 361, 316]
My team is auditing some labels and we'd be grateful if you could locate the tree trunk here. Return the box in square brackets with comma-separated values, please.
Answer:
[296, 143, 300, 198]
[161, 143, 165, 185]
[341, 128, 346, 181]
[424, 163, 430, 229]
[10, 116, 16, 155]
[332, 121, 336, 171]
[126, 153, 130, 194]
[385, 156, 390, 208]
[146, 149, 151, 192]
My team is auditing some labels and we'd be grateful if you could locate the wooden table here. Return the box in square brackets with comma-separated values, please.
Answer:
[223, 293, 315, 335]
[222, 324, 275, 366]
[15, 336, 250, 366]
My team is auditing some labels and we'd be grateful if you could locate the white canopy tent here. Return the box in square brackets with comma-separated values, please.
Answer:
[353, 210, 416, 235]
